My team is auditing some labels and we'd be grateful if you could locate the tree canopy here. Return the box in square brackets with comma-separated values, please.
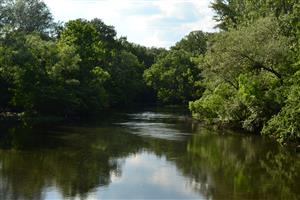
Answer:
[189, 0, 300, 144]
[0, 0, 54, 35]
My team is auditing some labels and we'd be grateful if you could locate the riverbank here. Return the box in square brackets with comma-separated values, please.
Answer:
[1, 107, 299, 149]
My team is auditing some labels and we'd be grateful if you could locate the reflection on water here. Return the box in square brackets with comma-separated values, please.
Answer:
[0, 108, 299, 200]
[185, 129, 300, 200]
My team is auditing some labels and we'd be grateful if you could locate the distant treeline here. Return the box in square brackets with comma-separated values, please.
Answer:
[0, 0, 299, 144]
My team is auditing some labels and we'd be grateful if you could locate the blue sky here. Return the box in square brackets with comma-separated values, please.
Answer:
[43, 0, 216, 48]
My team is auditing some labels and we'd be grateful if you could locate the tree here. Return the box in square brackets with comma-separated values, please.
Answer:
[117, 38, 167, 104]
[90, 18, 117, 50]
[190, 17, 292, 131]
[0, 0, 54, 34]
[172, 31, 209, 55]
[262, 68, 300, 144]
[58, 19, 112, 113]
[119, 38, 167, 69]
[210, 0, 241, 30]
[106, 50, 144, 106]
[211, 0, 300, 32]
[0, 32, 84, 115]
[144, 50, 203, 104]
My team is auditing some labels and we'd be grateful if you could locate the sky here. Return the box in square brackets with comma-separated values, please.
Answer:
[43, 0, 216, 48]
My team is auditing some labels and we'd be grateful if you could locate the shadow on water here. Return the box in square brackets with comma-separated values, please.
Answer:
[0, 107, 299, 199]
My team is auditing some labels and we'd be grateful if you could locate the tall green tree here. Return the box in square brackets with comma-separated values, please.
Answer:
[59, 19, 111, 113]
[0, 32, 84, 115]
[0, 0, 54, 34]
[190, 17, 292, 131]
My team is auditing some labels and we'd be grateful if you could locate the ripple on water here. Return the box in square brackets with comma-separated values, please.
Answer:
[116, 112, 190, 140]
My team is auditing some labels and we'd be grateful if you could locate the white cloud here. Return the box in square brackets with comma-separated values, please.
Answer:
[43, 0, 216, 48]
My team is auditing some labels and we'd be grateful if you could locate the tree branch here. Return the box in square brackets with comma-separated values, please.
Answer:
[238, 52, 282, 79]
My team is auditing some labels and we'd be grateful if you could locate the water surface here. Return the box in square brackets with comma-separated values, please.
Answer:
[0, 108, 299, 199]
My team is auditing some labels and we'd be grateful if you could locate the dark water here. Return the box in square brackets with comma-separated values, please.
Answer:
[0, 108, 299, 200]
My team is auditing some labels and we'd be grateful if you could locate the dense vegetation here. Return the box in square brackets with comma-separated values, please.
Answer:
[0, 0, 162, 116]
[188, 0, 300, 145]
[0, 0, 299, 145]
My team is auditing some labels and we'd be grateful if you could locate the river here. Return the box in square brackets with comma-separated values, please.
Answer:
[0, 107, 299, 199]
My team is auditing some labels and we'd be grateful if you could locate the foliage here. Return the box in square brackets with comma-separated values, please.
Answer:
[190, 17, 290, 131]
[118, 37, 166, 69]
[144, 30, 208, 105]
[0, 0, 55, 35]
[105, 50, 144, 106]
[58, 19, 112, 113]
[0, 33, 83, 114]
[171, 31, 209, 55]
[211, 0, 300, 32]
[262, 70, 300, 144]
[0, 3, 161, 115]
[189, 0, 300, 144]
[144, 50, 204, 104]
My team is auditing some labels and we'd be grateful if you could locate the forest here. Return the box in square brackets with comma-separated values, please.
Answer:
[0, 0, 299, 145]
